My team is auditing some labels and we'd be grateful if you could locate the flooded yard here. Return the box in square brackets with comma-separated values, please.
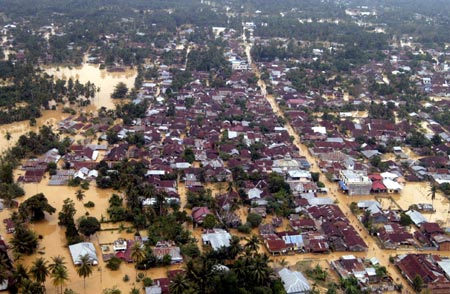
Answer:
[0, 175, 183, 294]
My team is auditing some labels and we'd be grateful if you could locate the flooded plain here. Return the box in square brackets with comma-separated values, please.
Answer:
[0, 176, 183, 294]
[0, 60, 140, 293]
[45, 63, 137, 110]
[0, 61, 136, 153]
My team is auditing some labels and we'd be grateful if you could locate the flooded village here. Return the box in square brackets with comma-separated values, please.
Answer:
[2, 1, 450, 294]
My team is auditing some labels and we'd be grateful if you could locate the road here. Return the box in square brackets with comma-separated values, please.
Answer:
[242, 35, 418, 292]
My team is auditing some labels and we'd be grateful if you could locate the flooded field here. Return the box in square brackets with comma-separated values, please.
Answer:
[45, 63, 137, 110]
[0, 108, 68, 154]
[0, 175, 183, 294]
[0, 58, 140, 293]
[0, 60, 136, 154]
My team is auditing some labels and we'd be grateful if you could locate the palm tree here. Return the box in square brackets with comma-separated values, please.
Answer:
[169, 273, 190, 294]
[428, 183, 437, 200]
[249, 253, 272, 286]
[30, 257, 49, 286]
[10, 224, 39, 255]
[12, 263, 30, 289]
[51, 265, 69, 294]
[21, 278, 46, 294]
[278, 257, 289, 268]
[49, 255, 66, 275]
[130, 242, 146, 278]
[4, 131, 11, 147]
[228, 235, 242, 259]
[76, 254, 93, 292]
[244, 235, 260, 253]
[75, 189, 85, 202]
[428, 183, 438, 220]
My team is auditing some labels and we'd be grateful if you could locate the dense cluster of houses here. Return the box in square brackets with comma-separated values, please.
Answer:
[395, 254, 450, 293]
[259, 203, 367, 255]
[332, 255, 395, 292]
[4, 13, 450, 293]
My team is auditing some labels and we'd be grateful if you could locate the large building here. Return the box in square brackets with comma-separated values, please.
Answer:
[339, 170, 372, 196]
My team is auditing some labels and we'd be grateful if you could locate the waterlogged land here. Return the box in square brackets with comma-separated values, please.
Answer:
[0, 62, 136, 154]
[1, 17, 450, 294]
[45, 63, 137, 110]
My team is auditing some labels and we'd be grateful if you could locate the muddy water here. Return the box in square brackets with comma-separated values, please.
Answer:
[0, 108, 69, 154]
[0, 173, 182, 294]
[45, 63, 137, 110]
[244, 39, 418, 292]
[0, 59, 136, 153]
[0, 54, 139, 293]
[395, 181, 450, 224]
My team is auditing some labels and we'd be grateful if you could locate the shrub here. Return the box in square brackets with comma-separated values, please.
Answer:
[84, 201, 95, 208]
[247, 213, 263, 228]
[181, 243, 201, 258]
[80, 181, 90, 190]
[142, 277, 153, 287]
[123, 274, 130, 282]
[106, 256, 123, 271]
[237, 224, 251, 234]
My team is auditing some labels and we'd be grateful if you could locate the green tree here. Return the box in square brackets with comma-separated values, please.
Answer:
[182, 148, 195, 164]
[13, 263, 30, 289]
[244, 235, 261, 253]
[375, 266, 387, 278]
[75, 189, 85, 202]
[111, 82, 128, 99]
[412, 275, 423, 292]
[106, 256, 123, 271]
[21, 278, 46, 294]
[429, 183, 437, 201]
[203, 214, 217, 229]
[103, 286, 121, 294]
[169, 273, 190, 294]
[130, 242, 146, 278]
[30, 257, 49, 286]
[246, 213, 263, 228]
[52, 263, 69, 294]
[49, 255, 67, 275]
[19, 193, 56, 222]
[76, 254, 93, 291]
[10, 224, 39, 255]
[58, 198, 77, 226]
[78, 216, 100, 238]
[399, 212, 413, 226]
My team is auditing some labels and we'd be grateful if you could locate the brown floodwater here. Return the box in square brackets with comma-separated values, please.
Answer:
[0, 60, 136, 153]
[0, 59, 140, 293]
[0, 174, 181, 294]
[45, 62, 137, 110]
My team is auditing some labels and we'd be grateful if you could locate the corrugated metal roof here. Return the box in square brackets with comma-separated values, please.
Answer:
[278, 268, 311, 294]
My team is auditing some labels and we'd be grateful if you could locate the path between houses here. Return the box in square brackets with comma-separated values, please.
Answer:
[243, 37, 419, 292]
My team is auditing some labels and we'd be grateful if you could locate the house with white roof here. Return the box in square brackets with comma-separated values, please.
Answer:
[278, 268, 311, 294]
[202, 229, 232, 251]
[68, 242, 98, 265]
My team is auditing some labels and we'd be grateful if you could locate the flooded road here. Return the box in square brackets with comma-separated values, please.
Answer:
[243, 37, 419, 292]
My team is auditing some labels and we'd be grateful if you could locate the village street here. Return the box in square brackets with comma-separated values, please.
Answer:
[242, 36, 424, 292]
